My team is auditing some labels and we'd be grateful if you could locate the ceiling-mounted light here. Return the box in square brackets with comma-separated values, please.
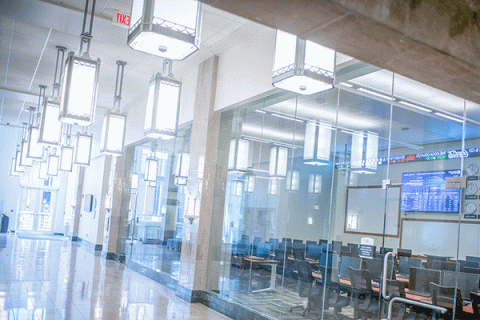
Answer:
[351, 131, 378, 174]
[39, 161, 48, 179]
[101, 61, 127, 156]
[175, 152, 190, 186]
[47, 153, 60, 176]
[351, 131, 364, 169]
[144, 60, 181, 139]
[38, 46, 66, 146]
[19, 124, 33, 167]
[269, 146, 288, 178]
[272, 30, 335, 95]
[59, 0, 100, 126]
[74, 132, 93, 166]
[286, 170, 300, 191]
[304, 121, 332, 166]
[60, 146, 74, 172]
[365, 132, 379, 171]
[27, 86, 46, 159]
[128, 0, 202, 60]
[10, 158, 20, 177]
[308, 174, 322, 194]
[228, 139, 249, 172]
[144, 157, 158, 182]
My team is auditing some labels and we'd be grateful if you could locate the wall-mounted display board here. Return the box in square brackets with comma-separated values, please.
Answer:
[345, 186, 400, 237]
[401, 219, 480, 259]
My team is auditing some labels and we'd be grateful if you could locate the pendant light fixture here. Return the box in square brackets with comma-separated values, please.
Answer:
[100, 61, 127, 156]
[272, 30, 335, 95]
[144, 59, 181, 139]
[304, 121, 332, 166]
[145, 141, 158, 182]
[244, 173, 255, 193]
[267, 178, 279, 196]
[59, 0, 100, 126]
[228, 139, 249, 172]
[365, 132, 379, 171]
[19, 123, 33, 167]
[38, 46, 66, 146]
[47, 149, 60, 176]
[74, 130, 93, 166]
[14, 148, 25, 174]
[175, 152, 189, 186]
[39, 161, 48, 180]
[308, 174, 322, 194]
[128, 0, 203, 60]
[60, 124, 74, 172]
[351, 131, 378, 174]
[27, 86, 46, 159]
[286, 170, 300, 191]
[351, 131, 364, 170]
[10, 158, 20, 177]
[269, 146, 288, 178]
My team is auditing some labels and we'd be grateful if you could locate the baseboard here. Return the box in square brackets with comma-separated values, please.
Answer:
[125, 260, 177, 290]
[53, 232, 64, 236]
[102, 252, 126, 263]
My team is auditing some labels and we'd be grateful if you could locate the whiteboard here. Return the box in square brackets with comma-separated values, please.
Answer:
[401, 220, 480, 259]
[345, 186, 400, 236]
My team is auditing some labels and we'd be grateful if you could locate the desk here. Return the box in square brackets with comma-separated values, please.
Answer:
[244, 257, 279, 293]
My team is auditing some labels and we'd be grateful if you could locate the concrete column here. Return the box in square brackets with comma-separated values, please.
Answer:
[176, 55, 231, 299]
[71, 166, 85, 242]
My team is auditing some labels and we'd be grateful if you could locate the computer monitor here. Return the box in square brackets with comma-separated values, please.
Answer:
[241, 235, 250, 242]
[293, 242, 305, 250]
[466, 256, 480, 264]
[341, 246, 352, 256]
[321, 243, 333, 253]
[409, 267, 441, 294]
[347, 243, 359, 256]
[293, 247, 305, 260]
[339, 256, 362, 278]
[425, 255, 449, 269]
[332, 240, 342, 254]
[306, 245, 322, 260]
[306, 240, 317, 247]
[398, 257, 422, 276]
[319, 239, 328, 246]
[463, 267, 480, 275]
[380, 247, 393, 254]
[256, 243, 271, 259]
[431, 260, 456, 271]
[442, 270, 480, 300]
[293, 239, 303, 244]
[253, 237, 262, 245]
[269, 238, 279, 251]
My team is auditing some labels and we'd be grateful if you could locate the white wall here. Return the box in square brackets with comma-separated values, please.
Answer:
[0, 125, 23, 230]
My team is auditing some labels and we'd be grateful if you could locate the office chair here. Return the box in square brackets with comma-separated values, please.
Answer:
[316, 265, 349, 317]
[349, 267, 379, 320]
[470, 292, 480, 319]
[293, 247, 305, 261]
[382, 280, 416, 320]
[290, 260, 315, 315]
[430, 282, 464, 319]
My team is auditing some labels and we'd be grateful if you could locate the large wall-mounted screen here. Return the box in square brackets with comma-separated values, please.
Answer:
[401, 170, 461, 213]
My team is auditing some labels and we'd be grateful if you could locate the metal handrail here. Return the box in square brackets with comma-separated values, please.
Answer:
[382, 252, 448, 320]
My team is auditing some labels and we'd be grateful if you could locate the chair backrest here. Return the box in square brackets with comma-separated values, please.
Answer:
[398, 257, 422, 276]
[441, 270, 480, 300]
[319, 239, 328, 246]
[426, 255, 449, 269]
[386, 279, 406, 298]
[349, 267, 373, 292]
[339, 256, 362, 278]
[253, 237, 262, 245]
[306, 240, 316, 247]
[363, 257, 393, 282]
[409, 267, 441, 293]
[269, 238, 279, 251]
[275, 248, 285, 265]
[458, 259, 479, 271]
[237, 242, 250, 255]
[470, 292, 480, 318]
[297, 260, 314, 282]
[293, 247, 305, 260]
[432, 260, 456, 271]
[332, 240, 342, 254]
[430, 282, 463, 314]
[380, 247, 393, 254]
[397, 248, 412, 259]
[241, 234, 250, 242]
[347, 243, 359, 256]
[340, 246, 352, 257]
[463, 266, 480, 275]
[293, 239, 303, 244]
[306, 244, 322, 260]
[466, 256, 480, 264]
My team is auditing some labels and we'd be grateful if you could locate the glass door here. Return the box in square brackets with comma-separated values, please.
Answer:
[17, 188, 56, 233]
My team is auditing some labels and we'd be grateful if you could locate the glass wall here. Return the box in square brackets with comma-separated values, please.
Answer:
[210, 55, 480, 320]
[124, 126, 191, 282]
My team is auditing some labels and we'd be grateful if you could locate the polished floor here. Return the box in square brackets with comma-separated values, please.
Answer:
[0, 234, 231, 320]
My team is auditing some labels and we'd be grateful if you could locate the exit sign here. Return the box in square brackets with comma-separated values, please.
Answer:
[113, 11, 130, 27]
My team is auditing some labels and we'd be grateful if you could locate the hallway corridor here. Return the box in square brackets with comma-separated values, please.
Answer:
[0, 234, 231, 320]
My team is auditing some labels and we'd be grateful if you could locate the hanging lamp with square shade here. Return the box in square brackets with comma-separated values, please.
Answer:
[269, 146, 288, 178]
[128, 0, 202, 60]
[74, 132, 93, 166]
[175, 152, 189, 186]
[145, 157, 158, 182]
[244, 173, 255, 193]
[27, 86, 46, 159]
[101, 61, 127, 156]
[59, 124, 74, 172]
[59, 0, 100, 126]
[10, 158, 20, 177]
[272, 30, 335, 95]
[38, 46, 66, 146]
[47, 153, 60, 176]
[19, 124, 33, 167]
[350, 131, 378, 174]
[144, 60, 181, 139]
[228, 138, 249, 172]
[286, 170, 300, 191]
[304, 121, 332, 166]
[14, 150, 25, 173]
[38, 161, 48, 179]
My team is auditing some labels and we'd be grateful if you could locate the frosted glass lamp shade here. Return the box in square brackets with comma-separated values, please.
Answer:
[228, 139, 249, 172]
[268, 178, 279, 195]
[59, 52, 100, 126]
[304, 121, 332, 165]
[39, 161, 48, 179]
[175, 153, 189, 185]
[272, 30, 335, 95]
[351, 131, 364, 169]
[286, 170, 300, 191]
[308, 174, 322, 194]
[15, 151, 25, 173]
[38, 98, 63, 146]
[144, 157, 158, 182]
[144, 73, 181, 139]
[60, 146, 74, 172]
[100, 111, 127, 156]
[365, 132, 379, 170]
[10, 158, 19, 177]
[74, 133, 93, 166]
[27, 127, 44, 159]
[20, 140, 33, 167]
[269, 146, 288, 177]
[245, 174, 255, 193]
[128, 0, 202, 60]
[47, 155, 59, 176]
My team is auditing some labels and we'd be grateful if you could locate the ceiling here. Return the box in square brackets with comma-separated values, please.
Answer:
[0, 0, 249, 127]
